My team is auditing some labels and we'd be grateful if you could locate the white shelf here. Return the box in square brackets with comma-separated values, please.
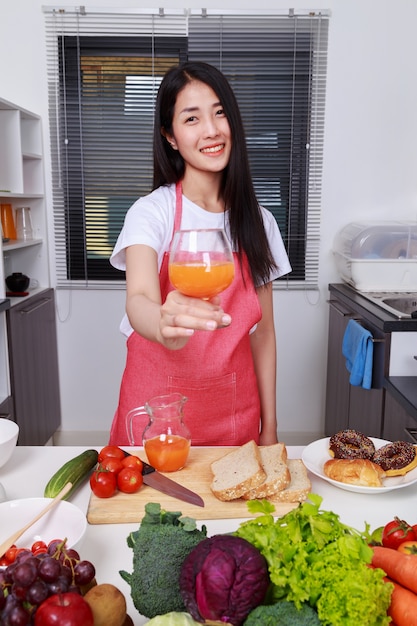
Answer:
[2, 238, 42, 252]
[0, 193, 43, 199]
[0, 97, 49, 301]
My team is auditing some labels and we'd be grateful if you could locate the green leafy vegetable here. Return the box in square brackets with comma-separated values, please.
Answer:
[120, 503, 207, 619]
[235, 494, 392, 626]
[244, 600, 322, 625]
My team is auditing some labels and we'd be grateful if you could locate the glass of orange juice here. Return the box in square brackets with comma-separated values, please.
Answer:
[168, 229, 234, 299]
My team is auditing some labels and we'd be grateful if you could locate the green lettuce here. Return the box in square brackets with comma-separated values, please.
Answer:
[235, 494, 392, 626]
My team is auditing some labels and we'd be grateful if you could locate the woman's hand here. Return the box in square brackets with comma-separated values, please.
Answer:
[158, 290, 231, 350]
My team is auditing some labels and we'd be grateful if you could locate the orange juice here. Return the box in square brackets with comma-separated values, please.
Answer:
[169, 261, 234, 298]
[144, 434, 190, 472]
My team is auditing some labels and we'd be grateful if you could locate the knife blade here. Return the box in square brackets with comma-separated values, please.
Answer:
[141, 459, 205, 508]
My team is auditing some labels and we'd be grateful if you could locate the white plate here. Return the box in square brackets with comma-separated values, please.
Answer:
[0, 498, 87, 551]
[302, 437, 417, 494]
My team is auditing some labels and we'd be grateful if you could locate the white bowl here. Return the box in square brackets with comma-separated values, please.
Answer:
[0, 418, 19, 469]
[0, 498, 87, 552]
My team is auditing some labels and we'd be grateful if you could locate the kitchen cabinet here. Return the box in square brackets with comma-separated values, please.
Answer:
[382, 391, 417, 442]
[0, 97, 50, 299]
[325, 292, 389, 438]
[0, 396, 14, 421]
[6, 289, 61, 445]
[0, 300, 11, 410]
[0, 97, 59, 443]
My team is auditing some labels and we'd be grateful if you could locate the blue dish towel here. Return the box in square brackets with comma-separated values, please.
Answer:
[342, 319, 374, 389]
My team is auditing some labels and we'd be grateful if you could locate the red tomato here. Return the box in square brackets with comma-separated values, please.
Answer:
[99, 457, 123, 474]
[398, 541, 417, 555]
[32, 540, 48, 553]
[98, 445, 125, 463]
[34, 592, 94, 626]
[4, 546, 18, 564]
[382, 517, 417, 549]
[117, 467, 143, 494]
[89, 468, 117, 498]
[121, 454, 144, 473]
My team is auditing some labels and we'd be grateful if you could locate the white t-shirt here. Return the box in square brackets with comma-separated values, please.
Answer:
[111, 183, 291, 335]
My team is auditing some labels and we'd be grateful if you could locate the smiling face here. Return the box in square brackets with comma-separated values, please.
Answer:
[164, 80, 232, 179]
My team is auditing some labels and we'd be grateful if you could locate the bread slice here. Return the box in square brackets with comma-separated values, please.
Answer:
[210, 440, 266, 501]
[268, 459, 311, 503]
[242, 443, 290, 500]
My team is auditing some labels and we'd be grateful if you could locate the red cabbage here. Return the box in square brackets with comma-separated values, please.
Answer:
[180, 535, 269, 625]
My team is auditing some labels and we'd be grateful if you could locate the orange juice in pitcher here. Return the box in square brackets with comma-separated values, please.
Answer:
[128, 392, 191, 472]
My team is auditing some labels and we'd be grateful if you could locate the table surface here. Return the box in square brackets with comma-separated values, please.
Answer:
[1, 445, 416, 625]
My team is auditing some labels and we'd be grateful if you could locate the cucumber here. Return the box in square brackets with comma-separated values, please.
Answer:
[44, 449, 99, 500]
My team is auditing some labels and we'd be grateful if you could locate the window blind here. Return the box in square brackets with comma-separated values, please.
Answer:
[44, 7, 329, 289]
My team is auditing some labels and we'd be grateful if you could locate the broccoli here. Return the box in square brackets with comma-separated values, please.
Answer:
[120, 503, 207, 619]
[244, 600, 323, 625]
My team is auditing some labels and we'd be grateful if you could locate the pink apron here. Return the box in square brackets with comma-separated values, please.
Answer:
[109, 183, 262, 446]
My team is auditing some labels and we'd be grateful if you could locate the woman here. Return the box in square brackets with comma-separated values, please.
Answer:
[110, 61, 291, 446]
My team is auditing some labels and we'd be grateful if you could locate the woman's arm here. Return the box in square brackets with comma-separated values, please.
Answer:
[125, 244, 231, 350]
[250, 282, 278, 444]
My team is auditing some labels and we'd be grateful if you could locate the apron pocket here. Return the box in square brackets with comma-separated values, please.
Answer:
[167, 372, 236, 445]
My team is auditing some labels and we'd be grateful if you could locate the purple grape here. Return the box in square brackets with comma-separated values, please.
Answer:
[59, 565, 72, 585]
[73, 560, 95, 586]
[14, 550, 31, 563]
[4, 592, 19, 608]
[12, 562, 37, 587]
[60, 548, 80, 568]
[4, 561, 17, 583]
[5, 604, 31, 626]
[38, 557, 61, 583]
[47, 539, 66, 556]
[10, 583, 27, 601]
[47, 575, 69, 595]
[25, 579, 49, 606]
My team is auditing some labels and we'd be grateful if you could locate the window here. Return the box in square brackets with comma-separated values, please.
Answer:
[44, 8, 329, 288]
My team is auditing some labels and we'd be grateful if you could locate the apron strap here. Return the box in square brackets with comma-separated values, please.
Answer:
[168, 182, 183, 248]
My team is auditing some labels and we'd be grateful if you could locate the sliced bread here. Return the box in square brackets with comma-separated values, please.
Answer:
[210, 440, 266, 501]
[242, 443, 291, 500]
[267, 459, 311, 503]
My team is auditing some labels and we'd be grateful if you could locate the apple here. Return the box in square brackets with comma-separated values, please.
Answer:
[34, 592, 94, 626]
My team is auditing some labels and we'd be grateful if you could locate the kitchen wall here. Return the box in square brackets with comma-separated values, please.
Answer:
[1, 0, 417, 444]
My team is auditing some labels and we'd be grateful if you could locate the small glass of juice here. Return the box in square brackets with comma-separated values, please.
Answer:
[168, 229, 234, 299]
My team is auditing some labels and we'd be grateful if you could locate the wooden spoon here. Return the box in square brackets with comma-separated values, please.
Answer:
[0, 482, 73, 557]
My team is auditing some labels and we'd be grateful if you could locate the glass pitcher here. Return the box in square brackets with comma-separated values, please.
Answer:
[127, 392, 191, 472]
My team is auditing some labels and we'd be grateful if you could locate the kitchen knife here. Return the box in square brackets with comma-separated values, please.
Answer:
[141, 459, 205, 508]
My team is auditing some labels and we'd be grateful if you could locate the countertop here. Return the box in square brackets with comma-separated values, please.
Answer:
[329, 283, 417, 332]
[1, 445, 417, 625]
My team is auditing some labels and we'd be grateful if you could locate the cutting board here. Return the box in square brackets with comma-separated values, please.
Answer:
[87, 447, 299, 524]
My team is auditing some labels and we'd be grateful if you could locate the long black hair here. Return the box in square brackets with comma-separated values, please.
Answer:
[153, 61, 277, 286]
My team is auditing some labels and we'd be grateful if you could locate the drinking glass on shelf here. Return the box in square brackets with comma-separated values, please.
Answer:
[168, 229, 235, 299]
[15, 207, 33, 241]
